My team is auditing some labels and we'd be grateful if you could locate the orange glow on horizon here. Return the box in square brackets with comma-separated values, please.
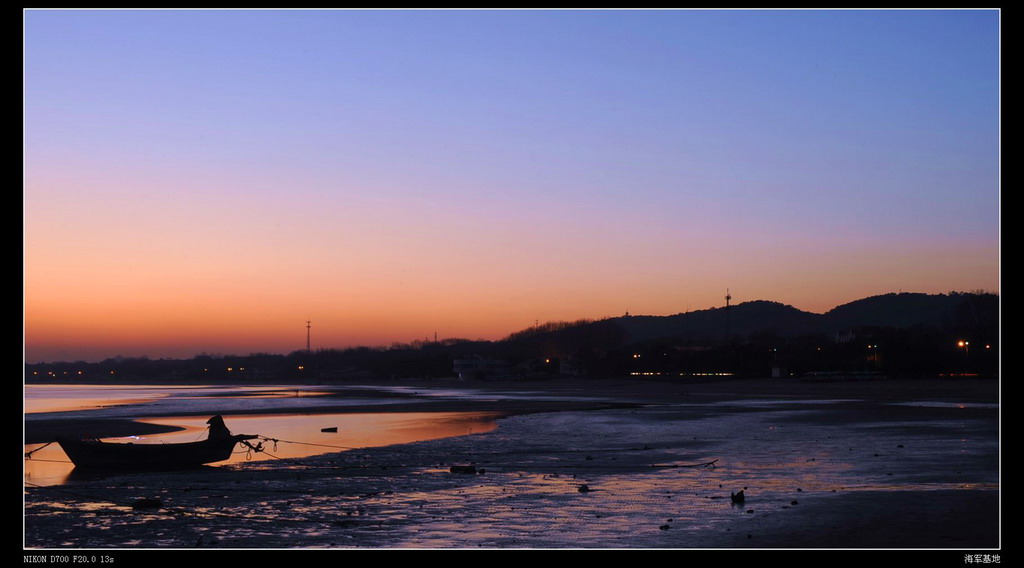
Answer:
[23, 10, 998, 365]
[24, 165, 997, 363]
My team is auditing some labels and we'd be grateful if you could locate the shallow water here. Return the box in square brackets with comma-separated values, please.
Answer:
[25, 384, 182, 414]
[24, 384, 511, 487]
[24, 384, 427, 418]
[23, 382, 1000, 548]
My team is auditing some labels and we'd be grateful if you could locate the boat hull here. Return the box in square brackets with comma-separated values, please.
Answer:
[57, 435, 251, 470]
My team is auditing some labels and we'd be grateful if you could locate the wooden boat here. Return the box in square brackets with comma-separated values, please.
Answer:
[56, 415, 257, 470]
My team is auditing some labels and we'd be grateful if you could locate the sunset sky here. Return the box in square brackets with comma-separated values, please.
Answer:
[24, 9, 1000, 363]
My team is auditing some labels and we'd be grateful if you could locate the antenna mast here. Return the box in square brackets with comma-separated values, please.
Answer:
[725, 289, 732, 341]
[306, 320, 311, 353]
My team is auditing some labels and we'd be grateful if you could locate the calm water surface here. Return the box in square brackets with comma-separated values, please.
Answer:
[24, 384, 502, 486]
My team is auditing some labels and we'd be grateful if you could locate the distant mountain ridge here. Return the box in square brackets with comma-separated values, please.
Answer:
[25, 291, 998, 379]
[599, 292, 995, 344]
[823, 292, 974, 330]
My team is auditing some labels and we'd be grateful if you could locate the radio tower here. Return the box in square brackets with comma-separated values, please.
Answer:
[724, 289, 732, 341]
[306, 320, 311, 353]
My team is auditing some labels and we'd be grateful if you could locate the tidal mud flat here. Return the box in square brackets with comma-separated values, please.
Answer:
[23, 377, 999, 550]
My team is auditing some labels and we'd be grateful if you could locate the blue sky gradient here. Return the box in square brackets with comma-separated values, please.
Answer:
[24, 9, 1000, 362]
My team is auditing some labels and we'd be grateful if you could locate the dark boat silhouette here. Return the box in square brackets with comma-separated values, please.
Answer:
[56, 415, 257, 470]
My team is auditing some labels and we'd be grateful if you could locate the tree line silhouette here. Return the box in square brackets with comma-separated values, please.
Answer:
[26, 292, 998, 383]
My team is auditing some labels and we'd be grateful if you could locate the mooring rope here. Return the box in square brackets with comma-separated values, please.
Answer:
[24, 441, 55, 459]
[25, 431, 719, 476]
[254, 435, 362, 451]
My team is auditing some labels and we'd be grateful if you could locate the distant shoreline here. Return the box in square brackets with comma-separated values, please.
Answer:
[23, 371, 1000, 386]
[24, 375, 997, 445]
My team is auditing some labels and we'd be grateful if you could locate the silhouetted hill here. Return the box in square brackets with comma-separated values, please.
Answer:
[600, 292, 997, 345]
[823, 292, 965, 331]
[613, 300, 823, 343]
[26, 291, 997, 381]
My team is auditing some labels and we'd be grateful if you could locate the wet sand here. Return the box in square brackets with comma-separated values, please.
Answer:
[23, 376, 1000, 551]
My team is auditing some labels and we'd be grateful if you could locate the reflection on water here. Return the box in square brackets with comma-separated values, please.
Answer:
[24, 384, 345, 415]
[24, 384, 517, 487]
[887, 401, 999, 409]
[24, 411, 501, 487]
[24, 384, 999, 549]
[135, 412, 502, 463]
[24, 384, 177, 414]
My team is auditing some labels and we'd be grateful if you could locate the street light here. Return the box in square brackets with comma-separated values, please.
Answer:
[867, 344, 880, 365]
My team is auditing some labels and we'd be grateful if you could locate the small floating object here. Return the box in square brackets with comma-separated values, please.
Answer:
[321, 427, 338, 433]
[578, 484, 590, 493]
[449, 465, 477, 474]
[731, 490, 745, 504]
